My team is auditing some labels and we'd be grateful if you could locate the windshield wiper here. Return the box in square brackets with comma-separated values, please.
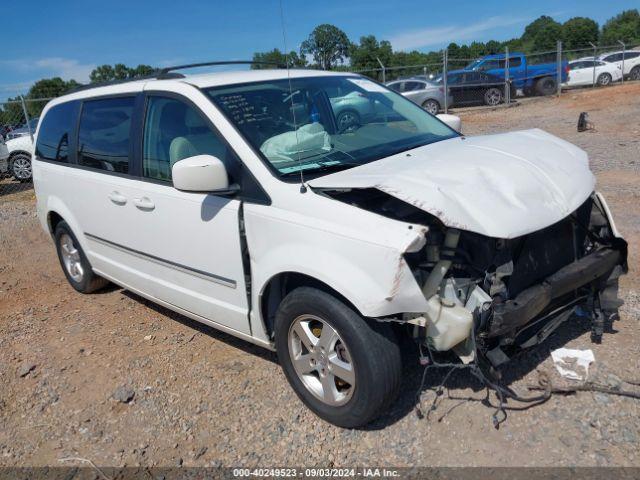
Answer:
[280, 161, 362, 177]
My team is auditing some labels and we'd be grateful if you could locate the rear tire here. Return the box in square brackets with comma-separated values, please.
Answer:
[630, 66, 640, 81]
[422, 99, 440, 115]
[597, 73, 612, 86]
[535, 76, 557, 96]
[54, 221, 108, 293]
[274, 287, 402, 428]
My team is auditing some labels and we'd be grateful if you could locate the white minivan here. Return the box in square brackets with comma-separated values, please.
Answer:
[33, 65, 627, 427]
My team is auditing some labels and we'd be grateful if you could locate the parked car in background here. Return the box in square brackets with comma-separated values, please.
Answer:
[564, 60, 622, 87]
[6, 117, 39, 140]
[1, 124, 13, 141]
[598, 50, 640, 80]
[328, 90, 378, 132]
[0, 141, 9, 177]
[435, 72, 516, 107]
[454, 52, 568, 96]
[4, 134, 34, 182]
[385, 78, 451, 115]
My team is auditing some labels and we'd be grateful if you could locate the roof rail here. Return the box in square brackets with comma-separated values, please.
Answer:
[70, 60, 285, 93]
[157, 60, 286, 77]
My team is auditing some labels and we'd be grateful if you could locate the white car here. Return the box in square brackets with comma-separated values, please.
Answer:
[4, 134, 34, 182]
[598, 50, 640, 80]
[32, 66, 627, 427]
[564, 59, 622, 87]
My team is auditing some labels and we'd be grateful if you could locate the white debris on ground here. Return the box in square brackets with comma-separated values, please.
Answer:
[551, 348, 595, 381]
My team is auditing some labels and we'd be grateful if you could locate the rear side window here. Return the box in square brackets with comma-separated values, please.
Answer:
[142, 96, 232, 181]
[78, 97, 134, 173]
[35, 101, 77, 162]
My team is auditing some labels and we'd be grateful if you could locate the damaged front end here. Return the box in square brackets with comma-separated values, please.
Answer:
[323, 187, 627, 365]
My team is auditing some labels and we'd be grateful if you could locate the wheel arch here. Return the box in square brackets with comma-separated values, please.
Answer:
[259, 271, 362, 340]
[8, 150, 31, 159]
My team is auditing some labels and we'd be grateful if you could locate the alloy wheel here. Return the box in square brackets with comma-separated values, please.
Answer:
[12, 156, 32, 180]
[288, 314, 355, 406]
[59, 233, 84, 283]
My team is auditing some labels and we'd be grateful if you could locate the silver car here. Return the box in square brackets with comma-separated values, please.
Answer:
[386, 78, 451, 115]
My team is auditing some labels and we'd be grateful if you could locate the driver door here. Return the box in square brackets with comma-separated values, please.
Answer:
[105, 91, 250, 334]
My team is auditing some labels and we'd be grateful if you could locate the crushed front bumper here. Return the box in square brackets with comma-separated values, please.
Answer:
[489, 247, 623, 338]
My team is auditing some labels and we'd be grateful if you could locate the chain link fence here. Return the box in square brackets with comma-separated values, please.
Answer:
[1, 40, 639, 199]
[1, 95, 54, 199]
[353, 41, 640, 113]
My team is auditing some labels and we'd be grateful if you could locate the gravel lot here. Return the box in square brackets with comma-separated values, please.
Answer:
[1, 83, 639, 468]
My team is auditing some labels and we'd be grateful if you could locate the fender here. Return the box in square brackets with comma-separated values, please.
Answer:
[244, 208, 429, 343]
[44, 195, 89, 252]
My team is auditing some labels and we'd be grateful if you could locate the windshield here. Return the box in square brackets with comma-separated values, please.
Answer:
[205, 76, 457, 178]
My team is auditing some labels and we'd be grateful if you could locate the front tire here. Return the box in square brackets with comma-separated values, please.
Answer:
[484, 87, 503, 106]
[9, 153, 32, 182]
[336, 110, 360, 132]
[422, 99, 440, 115]
[54, 221, 108, 293]
[597, 72, 612, 86]
[274, 287, 401, 428]
[630, 66, 640, 81]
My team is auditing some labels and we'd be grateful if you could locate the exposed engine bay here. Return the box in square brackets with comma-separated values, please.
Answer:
[322, 187, 628, 365]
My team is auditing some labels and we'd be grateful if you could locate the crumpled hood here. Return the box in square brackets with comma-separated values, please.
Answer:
[309, 129, 595, 239]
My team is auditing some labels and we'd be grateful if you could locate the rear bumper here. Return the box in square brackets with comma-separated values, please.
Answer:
[490, 247, 623, 337]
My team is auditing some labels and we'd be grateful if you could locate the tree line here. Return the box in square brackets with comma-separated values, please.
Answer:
[1, 9, 639, 125]
[253, 9, 640, 74]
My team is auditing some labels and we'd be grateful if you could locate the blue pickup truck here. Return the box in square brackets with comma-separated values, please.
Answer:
[450, 52, 569, 96]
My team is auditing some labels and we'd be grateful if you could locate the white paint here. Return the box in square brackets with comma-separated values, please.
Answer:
[31, 68, 617, 353]
[436, 114, 461, 131]
[172, 154, 229, 192]
[310, 129, 595, 239]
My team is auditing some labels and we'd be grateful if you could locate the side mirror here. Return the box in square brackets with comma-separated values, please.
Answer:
[172, 154, 234, 193]
[436, 114, 462, 132]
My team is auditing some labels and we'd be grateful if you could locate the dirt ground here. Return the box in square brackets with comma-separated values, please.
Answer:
[1, 83, 639, 469]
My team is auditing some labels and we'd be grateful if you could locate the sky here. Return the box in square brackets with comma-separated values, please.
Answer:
[1, 0, 637, 100]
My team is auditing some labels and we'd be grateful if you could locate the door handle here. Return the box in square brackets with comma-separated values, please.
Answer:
[133, 196, 155, 211]
[108, 191, 127, 205]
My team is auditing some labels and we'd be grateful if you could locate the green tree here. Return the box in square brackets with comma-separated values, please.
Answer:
[0, 97, 26, 127]
[26, 77, 80, 117]
[251, 48, 306, 68]
[562, 17, 599, 50]
[349, 35, 393, 79]
[89, 63, 157, 83]
[90, 65, 115, 83]
[522, 16, 563, 52]
[300, 24, 351, 69]
[600, 9, 640, 45]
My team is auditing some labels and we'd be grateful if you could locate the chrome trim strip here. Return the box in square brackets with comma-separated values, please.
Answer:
[85, 233, 236, 289]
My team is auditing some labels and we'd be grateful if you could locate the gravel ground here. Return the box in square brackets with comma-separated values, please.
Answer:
[0, 83, 639, 468]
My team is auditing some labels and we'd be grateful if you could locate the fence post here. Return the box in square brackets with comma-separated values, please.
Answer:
[504, 46, 510, 106]
[618, 40, 626, 84]
[376, 57, 386, 84]
[556, 41, 562, 96]
[443, 48, 448, 113]
[19, 96, 34, 143]
[589, 42, 597, 87]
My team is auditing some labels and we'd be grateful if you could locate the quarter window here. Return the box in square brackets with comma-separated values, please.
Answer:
[35, 101, 77, 162]
[142, 97, 231, 181]
[78, 97, 134, 173]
